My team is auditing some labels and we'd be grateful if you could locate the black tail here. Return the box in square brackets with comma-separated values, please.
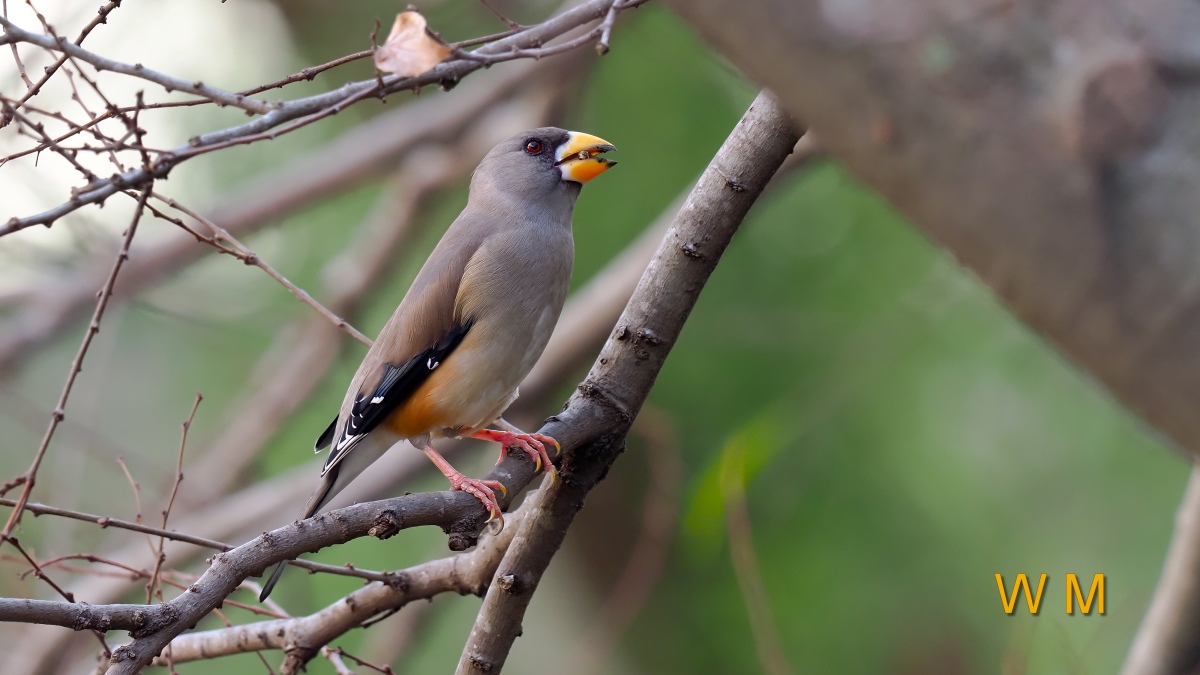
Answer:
[257, 468, 339, 602]
[259, 560, 288, 601]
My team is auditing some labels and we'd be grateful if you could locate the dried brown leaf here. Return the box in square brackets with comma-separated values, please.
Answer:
[373, 11, 452, 77]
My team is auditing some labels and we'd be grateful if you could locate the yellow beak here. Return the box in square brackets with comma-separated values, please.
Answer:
[556, 131, 617, 184]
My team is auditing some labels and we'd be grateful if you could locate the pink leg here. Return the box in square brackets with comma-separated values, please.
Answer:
[471, 428, 560, 481]
[421, 446, 507, 523]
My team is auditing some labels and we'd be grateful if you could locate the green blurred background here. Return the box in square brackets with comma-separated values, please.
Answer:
[0, 1, 1188, 673]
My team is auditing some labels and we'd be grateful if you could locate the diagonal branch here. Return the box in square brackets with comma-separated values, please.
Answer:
[1122, 465, 1200, 675]
[455, 91, 801, 674]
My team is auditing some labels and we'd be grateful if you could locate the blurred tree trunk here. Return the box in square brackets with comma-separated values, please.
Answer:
[664, 0, 1200, 458]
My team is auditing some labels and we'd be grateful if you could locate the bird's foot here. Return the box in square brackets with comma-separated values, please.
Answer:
[447, 471, 507, 525]
[472, 429, 559, 481]
[421, 445, 506, 524]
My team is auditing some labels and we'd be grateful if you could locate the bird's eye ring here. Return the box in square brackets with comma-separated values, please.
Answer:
[524, 139, 542, 154]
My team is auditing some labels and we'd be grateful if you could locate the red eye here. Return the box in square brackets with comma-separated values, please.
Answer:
[525, 139, 542, 154]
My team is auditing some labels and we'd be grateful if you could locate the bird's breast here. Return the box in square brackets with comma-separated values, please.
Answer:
[385, 223, 572, 438]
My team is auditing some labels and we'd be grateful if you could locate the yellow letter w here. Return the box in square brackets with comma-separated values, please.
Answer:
[996, 573, 1046, 614]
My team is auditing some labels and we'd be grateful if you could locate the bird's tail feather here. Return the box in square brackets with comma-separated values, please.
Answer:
[258, 433, 398, 602]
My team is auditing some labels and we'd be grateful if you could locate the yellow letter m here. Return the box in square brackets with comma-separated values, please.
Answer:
[1066, 573, 1105, 615]
[996, 573, 1046, 615]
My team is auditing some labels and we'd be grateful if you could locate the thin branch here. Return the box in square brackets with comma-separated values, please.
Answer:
[0, 536, 114, 657]
[327, 648, 393, 675]
[0, 497, 396, 584]
[322, 647, 359, 675]
[1122, 465, 1200, 675]
[148, 193, 372, 346]
[1, 186, 151, 537]
[112, 456, 154, 558]
[722, 441, 794, 675]
[147, 393, 203, 604]
[455, 91, 801, 674]
[0, 53, 565, 377]
[479, 0, 523, 29]
[595, 0, 623, 55]
[0, 0, 122, 127]
[0, 0, 642, 236]
[0, 15, 273, 114]
[240, 49, 373, 97]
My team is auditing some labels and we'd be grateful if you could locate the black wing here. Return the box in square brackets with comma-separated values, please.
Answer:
[321, 322, 470, 474]
[314, 417, 336, 453]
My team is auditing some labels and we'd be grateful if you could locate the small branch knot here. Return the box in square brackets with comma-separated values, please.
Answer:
[368, 509, 402, 539]
[447, 530, 478, 551]
[469, 653, 495, 672]
[383, 570, 411, 591]
[494, 572, 525, 594]
[680, 241, 704, 259]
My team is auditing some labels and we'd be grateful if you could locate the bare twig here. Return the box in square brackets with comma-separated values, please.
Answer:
[327, 648, 393, 675]
[595, 0, 623, 55]
[0, 15, 273, 114]
[1123, 465, 1200, 675]
[455, 91, 801, 674]
[0, 57, 554, 377]
[0, 537, 114, 658]
[0, 0, 642, 236]
[0, 0, 122, 127]
[149, 193, 372, 346]
[721, 439, 794, 675]
[322, 647, 359, 675]
[147, 393, 202, 604]
[1, 186, 151, 537]
[0, 497, 395, 584]
[479, 0, 523, 29]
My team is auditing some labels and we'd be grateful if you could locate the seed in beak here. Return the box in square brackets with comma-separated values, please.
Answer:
[576, 150, 591, 161]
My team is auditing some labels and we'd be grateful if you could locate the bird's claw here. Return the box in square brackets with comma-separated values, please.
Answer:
[479, 430, 560, 477]
[449, 474, 507, 524]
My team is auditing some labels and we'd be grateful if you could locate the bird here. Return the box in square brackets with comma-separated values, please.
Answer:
[258, 127, 617, 601]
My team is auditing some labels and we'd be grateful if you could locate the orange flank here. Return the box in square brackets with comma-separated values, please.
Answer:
[382, 360, 460, 438]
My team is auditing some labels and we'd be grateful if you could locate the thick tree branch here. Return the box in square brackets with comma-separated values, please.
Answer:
[150, 499, 530, 672]
[0, 598, 172, 635]
[456, 91, 802, 674]
[99, 481, 541, 673]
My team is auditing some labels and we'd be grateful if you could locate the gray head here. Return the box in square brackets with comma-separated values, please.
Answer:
[469, 127, 616, 215]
